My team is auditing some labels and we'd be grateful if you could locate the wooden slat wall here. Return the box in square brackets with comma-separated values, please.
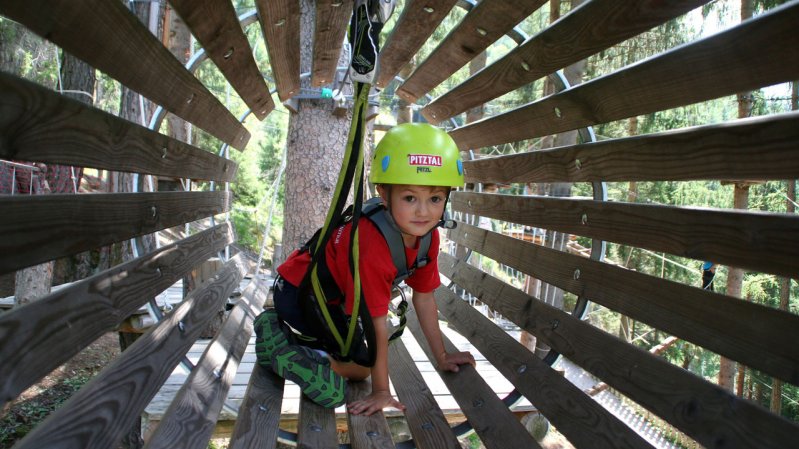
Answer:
[255, 0, 301, 102]
[434, 287, 654, 449]
[0, 191, 230, 274]
[438, 253, 799, 449]
[422, 0, 709, 121]
[0, 0, 251, 150]
[451, 191, 799, 279]
[12, 255, 248, 449]
[397, 0, 546, 103]
[406, 309, 543, 449]
[143, 278, 265, 449]
[0, 73, 237, 183]
[169, 0, 275, 120]
[375, 0, 460, 89]
[463, 112, 799, 183]
[0, 224, 233, 411]
[449, 2, 799, 150]
[446, 222, 799, 385]
[311, 0, 355, 87]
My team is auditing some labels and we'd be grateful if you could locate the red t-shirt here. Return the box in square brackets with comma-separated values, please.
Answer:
[277, 218, 441, 317]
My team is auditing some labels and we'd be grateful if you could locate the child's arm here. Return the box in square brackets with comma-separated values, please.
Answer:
[412, 290, 476, 372]
[347, 314, 406, 416]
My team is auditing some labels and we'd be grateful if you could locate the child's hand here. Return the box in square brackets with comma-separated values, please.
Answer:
[348, 390, 405, 416]
[437, 351, 476, 373]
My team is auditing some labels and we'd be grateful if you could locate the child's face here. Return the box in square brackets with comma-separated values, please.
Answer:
[378, 184, 448, 247]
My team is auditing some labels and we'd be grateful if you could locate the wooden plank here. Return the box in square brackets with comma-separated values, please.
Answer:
[463, 111, 799, 183]
[0, 224, 232, 411]
[375, 0, 460, 89]
[227, 365, 285, 449]
[451, 191, 799, 279]
[405, 309, 541, 449]
[0, 190, 229, 275]
[435, 288, 654, 449]
[255, 0, 301, 101]
[447, 2, 799, 150]
[346, 378, 396, 449]
[0, 72, 237, 182]
[387, 340, 461, 449]
[0, 0, 250, 150]
[445, 223, 799, 385]
[144, 277, 266, 449]
[422, 0, 709, 122]
[438, 254, 799, 449]
[311, 0, 354, 87]
[12, 255, 248, 449]
[169, 0, 275, 120]
[297, 397, 338, 449]
[397, 0, 546, 102]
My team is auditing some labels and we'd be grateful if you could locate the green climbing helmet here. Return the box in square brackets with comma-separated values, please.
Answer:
[369, 123, 464, 187]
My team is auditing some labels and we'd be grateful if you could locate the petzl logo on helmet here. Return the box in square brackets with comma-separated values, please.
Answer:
[407, 154, 442, 166]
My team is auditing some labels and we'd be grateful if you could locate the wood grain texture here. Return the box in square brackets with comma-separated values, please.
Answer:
[387, 340, 462, 449]
[0, 224, 232, 410]
[144, 277, 265, 449]
[0, 191, 229, 274]
[422, 0, 709, 122]
[445, 223, 799, 385]
[451, 191, 799, 279]
[311, 0, 354, 87]
[12, 255, 248, 449]
[435, 287, 654, 449]
[169, 0, 274, 120]
[438, 253, 799, 449]
[227, 365, 285, 449]
[346, 378, 396, 449]
[463, 111, 799, 183]
[375, 0, 460, 89]
[448, 2, 799, 150]
[255, 0, 301, 101]
[0, 0, 250, 150]
[0, 72, 237, 182]
[405, 309, 542, 449]
[297, 397, 338, 449]
[397, 0, 546, 102]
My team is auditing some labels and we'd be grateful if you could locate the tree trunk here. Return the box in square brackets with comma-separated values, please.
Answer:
[278, 0, 353, 265]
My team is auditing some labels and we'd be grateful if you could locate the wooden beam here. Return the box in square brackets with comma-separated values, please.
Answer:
[255, 0, 301, 102]
[169, 0, 275, 120]
[0, 72, 237, 182]
[463, 111, 799, 184]
[228, 365, 286, 449]
[446, 223, 799, 385]
[397, 0, 546, 102]
[0, 0, 251, 150]
[439, 253, 799, 449]
[346, 379, 395, 449]
[406, 309, 542, 449]
[297, 398, 338, 449]
[422, 0, 710, 122]
[144, 276, 265, 449]
[388, 339, 461, 449]
[0, 191, 229, 275]
[311, 0, 354, 87]
[0, 224, 232, 411]
[11, 255, 248, 449]
[451, 191, 799, 279]
[435, 288, 654, 449]
[375, 0, 460, 90]
[448, 2, 799, 150]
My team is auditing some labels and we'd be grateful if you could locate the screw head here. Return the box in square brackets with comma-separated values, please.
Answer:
[573, 268, 581, 280]
[423, 7, 435, 13]
[554, 107, 562, 118]
[223, 47, 234, 59]
[476, 27, 487, 36]
[581, 213, 588, 225]
[575, 158, 581, 169]
[520, 61, 531, 71]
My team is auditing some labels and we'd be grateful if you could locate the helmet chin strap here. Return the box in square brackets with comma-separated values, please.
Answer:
[438, 192, 457, 230]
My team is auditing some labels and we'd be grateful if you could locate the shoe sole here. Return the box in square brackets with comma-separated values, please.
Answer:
[254, 310, 289, 369]
[272, 347, 346, 408]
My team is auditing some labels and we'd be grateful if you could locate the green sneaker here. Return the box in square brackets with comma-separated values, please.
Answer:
[254, 310, 289, 369]
[271, 345, 346, 408]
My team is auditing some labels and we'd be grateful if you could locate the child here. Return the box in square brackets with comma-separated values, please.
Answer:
[255, 123, 475, 415]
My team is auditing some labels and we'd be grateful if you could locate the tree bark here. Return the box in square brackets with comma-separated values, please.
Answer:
[278, 0, 353, 265]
